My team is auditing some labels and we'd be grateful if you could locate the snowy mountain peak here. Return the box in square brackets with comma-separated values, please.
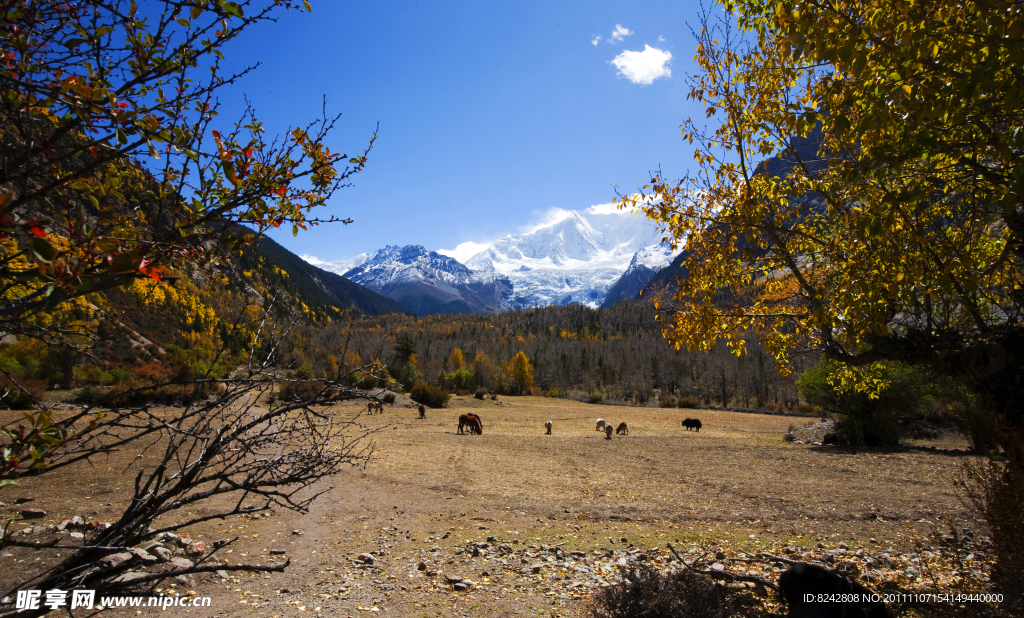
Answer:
[301, 206, 678, 314]
[344, 245, 475, 286]
[341, 245, 513, 315]
[463, 207, 673, 308]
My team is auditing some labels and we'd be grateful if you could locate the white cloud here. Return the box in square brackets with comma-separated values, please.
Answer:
[658, 35, 665, 42]
[610, 45, 672, 85]
[438, 241, 491, 264]
[591, 35, 601, 46]
[300, 254, 331, 267]
[585, 201, 624, 215]
[609, 24, 632, 44]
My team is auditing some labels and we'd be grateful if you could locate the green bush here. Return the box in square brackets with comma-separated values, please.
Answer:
[382, 392, 396, 404]
[474, 387, 488, 400]
[588, 392, 603, 404]
[410, 382, 450, 408]
[798, 359, 946, 446]
[446, 368, 475, 392]
[659, 398, 676, 408]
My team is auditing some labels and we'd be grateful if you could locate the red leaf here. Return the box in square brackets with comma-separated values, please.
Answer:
[29, 226, 46, 238]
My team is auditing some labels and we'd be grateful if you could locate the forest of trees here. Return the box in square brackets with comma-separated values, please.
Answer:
[281, 302, 808, 410]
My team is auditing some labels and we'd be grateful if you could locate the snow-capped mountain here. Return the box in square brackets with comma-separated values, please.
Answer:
[463, 209, 674, 308]
[341, 245, 513, 315]
[600, 243, 678, 308]
[305, 206, 679, 314]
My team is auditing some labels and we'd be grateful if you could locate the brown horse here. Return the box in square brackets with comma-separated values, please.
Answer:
[458, 414, 482, 435]
[616, 422, 629, 435]
[418, 404, 426, 419]
[366, 401, 382, 414]
[604, 424, 613, 439]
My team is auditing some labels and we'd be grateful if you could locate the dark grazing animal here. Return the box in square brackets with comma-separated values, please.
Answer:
[616, 422, 628, 435]
[457, 414, 482, 435]
[544, 420, 552, 435]
[682, 418, 702, 431]
[604, 424, 613, 439]
[778, 563, 889, 618]
[418, 404, 426, 419]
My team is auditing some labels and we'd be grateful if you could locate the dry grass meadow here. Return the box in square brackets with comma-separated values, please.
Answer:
[364, 395, 975, 543]
[1, 395, 981, 616]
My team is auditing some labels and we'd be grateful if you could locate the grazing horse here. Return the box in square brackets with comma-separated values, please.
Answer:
[458, 414, 482, 435]
[604, 424, 613, 439]
[616, 422, 628, 435]
[418, 404, 426, 419]
[596, 419, 606, 432]
[544, 420, 552, 435]
[467, 413, 482, 432]
[366, 401, 382, 414]
[682, 418, 702, 431]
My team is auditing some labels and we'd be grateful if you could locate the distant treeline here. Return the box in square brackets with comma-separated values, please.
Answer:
[282, 302, 808, 408]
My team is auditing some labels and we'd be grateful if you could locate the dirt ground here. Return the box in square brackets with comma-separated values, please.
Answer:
[1, 395, 980, 617]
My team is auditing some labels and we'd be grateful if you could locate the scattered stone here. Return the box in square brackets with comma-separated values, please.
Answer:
[169, 557, 194, 569]
[153, 547, 172, 561]
[270, 549, 287, 556]
[112, 571, 149, 584]
[839, 542, 849, 550]
[70, 532, 85, 541]
[19, 508, 45, 519]
[356, 553, 375, 565]
[174, 575, 190, 586]
[13, 497, 34, 504]
[94, 522, 112, 531]
[531, 564, 543, 574]
[453, 582, 468, 592]
[417, 562, 427, 571]
[102, 552, 134, 568]
[129, 549, 158, 563]
[292, 530, 303, 535]
[216, 570, 230, 579]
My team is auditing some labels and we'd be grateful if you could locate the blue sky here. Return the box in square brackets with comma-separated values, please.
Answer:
[218, 1, 708, 263]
